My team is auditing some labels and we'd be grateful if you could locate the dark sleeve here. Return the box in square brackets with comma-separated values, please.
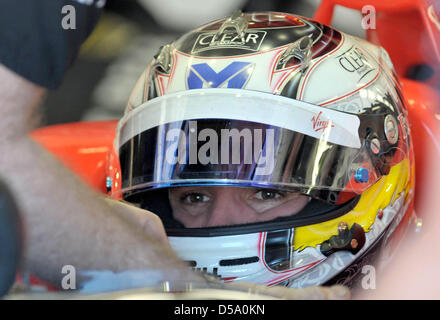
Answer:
[0, 0, 104, 89]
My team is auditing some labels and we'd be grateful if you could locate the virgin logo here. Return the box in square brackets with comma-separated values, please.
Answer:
[311, 111, 335, 132]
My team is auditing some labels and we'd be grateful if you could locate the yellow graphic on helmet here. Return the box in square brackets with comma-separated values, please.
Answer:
[294, 159, 412, 251]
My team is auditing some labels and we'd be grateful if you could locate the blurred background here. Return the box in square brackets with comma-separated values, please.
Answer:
[39, 0, 367, 126]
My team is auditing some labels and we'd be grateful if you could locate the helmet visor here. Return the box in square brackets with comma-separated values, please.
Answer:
[115, 89, 405, 204]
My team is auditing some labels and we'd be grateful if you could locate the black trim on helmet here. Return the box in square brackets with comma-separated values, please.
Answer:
[126, 189, 360, 237]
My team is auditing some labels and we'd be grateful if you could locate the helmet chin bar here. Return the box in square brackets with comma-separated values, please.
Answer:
[169, 229, 327, 286]
[168, 193, 407, 288]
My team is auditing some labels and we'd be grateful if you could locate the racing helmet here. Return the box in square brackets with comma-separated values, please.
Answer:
[110, 11, 415, 288]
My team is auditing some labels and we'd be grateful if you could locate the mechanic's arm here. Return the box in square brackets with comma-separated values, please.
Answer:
[0, 64, 200, 288]
[0, 0, 200, 287]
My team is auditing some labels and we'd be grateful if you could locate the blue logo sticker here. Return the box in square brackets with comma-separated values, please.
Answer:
[187, 62, 253, 89]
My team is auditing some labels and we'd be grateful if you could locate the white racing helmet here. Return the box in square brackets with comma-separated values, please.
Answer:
[110, 11, 415, 288]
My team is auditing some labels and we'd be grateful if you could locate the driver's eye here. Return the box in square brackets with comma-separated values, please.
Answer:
[181, 193, 210, 204]
[255, 190, 284, 201]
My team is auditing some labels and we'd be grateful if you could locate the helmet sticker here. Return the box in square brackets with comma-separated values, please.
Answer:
[191, 31, 267, 54]
[187, 62, 254, 89]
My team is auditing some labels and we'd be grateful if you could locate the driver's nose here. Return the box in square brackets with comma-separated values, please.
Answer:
[205, 188, 254, 227]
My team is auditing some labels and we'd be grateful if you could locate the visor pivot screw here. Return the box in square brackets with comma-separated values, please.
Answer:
[354, 168, 369, 183]
[384, 115, 399, 144]
[370, 138, 381, 155]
